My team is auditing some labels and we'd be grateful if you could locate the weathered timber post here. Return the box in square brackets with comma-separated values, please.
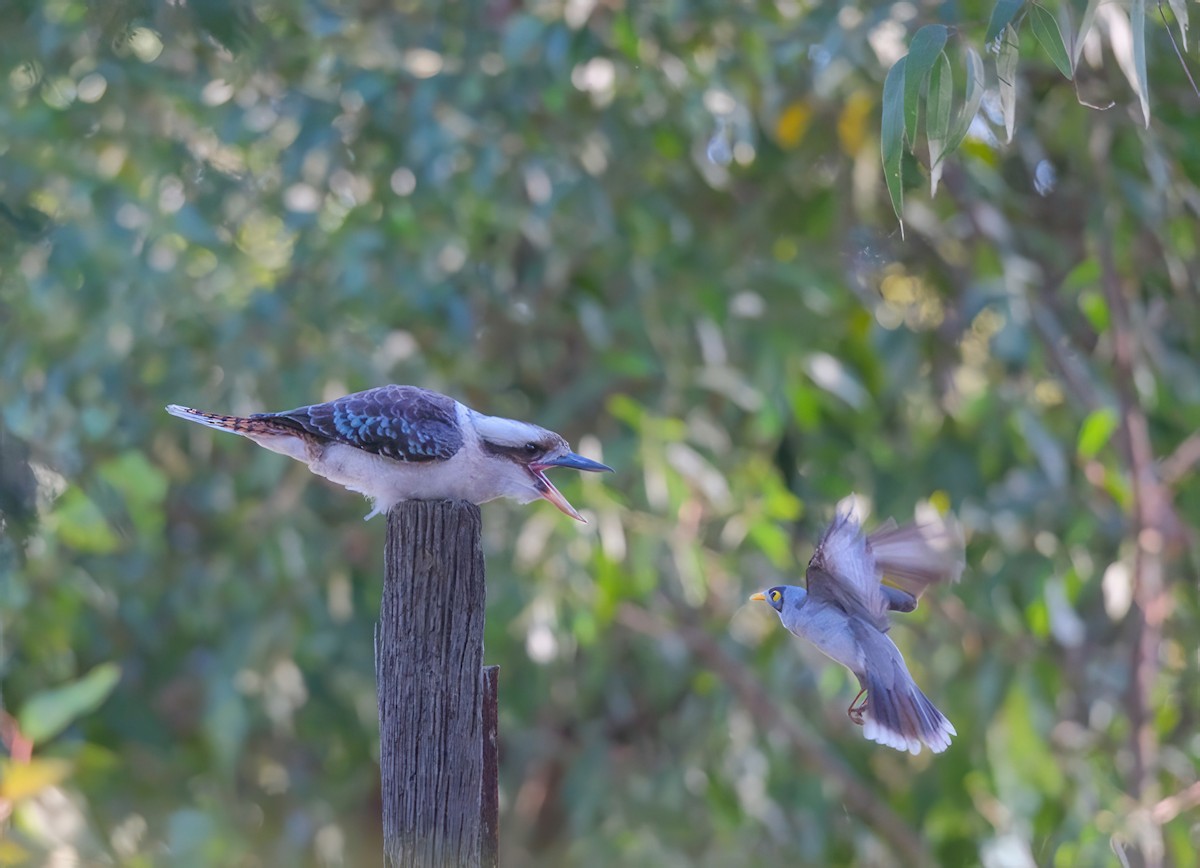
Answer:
[375, 500, 500, 867]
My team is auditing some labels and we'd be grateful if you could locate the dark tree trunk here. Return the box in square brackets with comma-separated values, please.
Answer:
[375, 500, 499, 867]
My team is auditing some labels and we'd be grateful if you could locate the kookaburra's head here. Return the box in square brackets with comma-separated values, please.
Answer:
[473, 414, 612, 521]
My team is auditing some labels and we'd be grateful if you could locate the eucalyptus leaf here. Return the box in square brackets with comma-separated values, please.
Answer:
[1131, 0, 1150, 127]
[1077, 408, 1119, 459]
[927, 51, 953, 195]
[1074, 0, 1103, 65]
[998, 24, 1020, 143]
[904, 25, 949, 141]
[1030, 4, 1074, 79]
[945, 47, 985, 156]
[987, 0, 1025, 42]
[19, 664, 122, 744]
[881, 59, 907, 235]
[1166, 0, 1189, 49]
[51, 489, 120, 554]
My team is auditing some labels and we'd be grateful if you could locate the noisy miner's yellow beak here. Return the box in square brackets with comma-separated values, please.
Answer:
[749, 592, 766, 602]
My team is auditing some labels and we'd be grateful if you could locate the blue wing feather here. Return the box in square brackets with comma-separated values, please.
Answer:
[257, 385, 463, 462]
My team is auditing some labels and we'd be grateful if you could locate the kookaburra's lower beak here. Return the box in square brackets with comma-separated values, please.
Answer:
[749, 592, 766, 602]
[529, 452, 613, 522]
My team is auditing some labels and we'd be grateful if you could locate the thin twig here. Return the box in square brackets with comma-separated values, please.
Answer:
[1160, 431, 1200, 487]
[1151, 781, 1200, 825]
[617, 603, 935, 868]
[1097, 235, 1168, 822]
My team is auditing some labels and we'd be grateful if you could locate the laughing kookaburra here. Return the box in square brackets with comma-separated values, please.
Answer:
[166, 385, 613, 521]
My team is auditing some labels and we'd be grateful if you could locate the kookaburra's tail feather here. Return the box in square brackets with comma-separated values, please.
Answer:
[166, 405, 293, 437]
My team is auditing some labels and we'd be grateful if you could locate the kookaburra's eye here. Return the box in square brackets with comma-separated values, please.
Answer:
[523, 442, 539, 455]
[770, 590, 781, 603]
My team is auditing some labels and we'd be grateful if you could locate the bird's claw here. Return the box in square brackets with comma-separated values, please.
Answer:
[847, 688, 868, 726]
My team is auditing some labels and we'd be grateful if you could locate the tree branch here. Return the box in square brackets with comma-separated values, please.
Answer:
[1151, 781, 1200, 826]
[1160, 431, 1200, 488]
[1097, 236, 1169, 827]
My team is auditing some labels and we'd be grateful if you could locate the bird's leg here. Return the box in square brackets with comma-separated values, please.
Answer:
[847, 687, 868, 726]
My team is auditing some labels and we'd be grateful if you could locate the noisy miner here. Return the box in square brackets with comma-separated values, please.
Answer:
[750, 508, 964, 755]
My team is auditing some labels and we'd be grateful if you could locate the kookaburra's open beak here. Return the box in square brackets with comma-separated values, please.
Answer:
[529, 452, 614, 522]
[749, 592, 766, 602]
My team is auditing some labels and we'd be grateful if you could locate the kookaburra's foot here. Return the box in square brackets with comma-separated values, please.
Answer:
[848, 687, 868, 726]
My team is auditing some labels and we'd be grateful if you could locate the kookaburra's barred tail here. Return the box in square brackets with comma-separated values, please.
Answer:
[165, 405, 299, 438]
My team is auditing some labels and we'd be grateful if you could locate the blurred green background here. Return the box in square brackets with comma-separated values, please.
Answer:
[2, 0, 1199, 865]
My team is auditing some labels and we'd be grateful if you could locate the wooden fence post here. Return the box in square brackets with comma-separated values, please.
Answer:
[375, 500, 500, 867]
[481, 664, 500, 868]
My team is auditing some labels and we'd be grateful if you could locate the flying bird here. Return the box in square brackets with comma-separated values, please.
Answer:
[750, 508, 963, 755]
[166, 385, 612, 521]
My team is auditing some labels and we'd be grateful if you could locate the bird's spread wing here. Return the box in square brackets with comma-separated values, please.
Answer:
[259, 385, 463, 462]
[868, 516, 965, 599]
[806, 511, 890, 632]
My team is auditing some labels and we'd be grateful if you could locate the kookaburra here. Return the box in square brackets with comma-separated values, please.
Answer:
[166, 385, 612, 521]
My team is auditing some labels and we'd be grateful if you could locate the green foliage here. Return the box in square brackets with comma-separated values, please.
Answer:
[881, 60, 908, 238]
[18, 664, 122, 744]
[1077, 408, 1119, 460]
[48, 489, 122, 554]
[998, 24, 1020, 143]
[1165, 0, 1189, 48]
[987, 0, 1026, 42]
[903, 25, 949, 141]
[1029, 5, 1073, 81]
[943, 48, 986, 171]
[1131, 0, 1150, 127]
[881, 0, 1183, 227]
[2, 0, 1199, 865]
[926, 52, 954, 196]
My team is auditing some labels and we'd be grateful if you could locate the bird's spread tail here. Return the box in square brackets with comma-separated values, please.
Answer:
[166, 404, 292, 437]
[860, 649, 956, 756]
[868, 515, 965, 600]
